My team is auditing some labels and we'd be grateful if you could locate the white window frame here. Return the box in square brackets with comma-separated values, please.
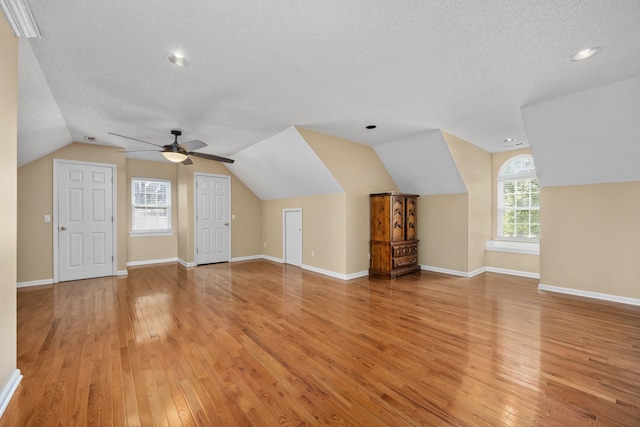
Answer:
[496, 154, 539, 242]
[130, 177, 173, 236]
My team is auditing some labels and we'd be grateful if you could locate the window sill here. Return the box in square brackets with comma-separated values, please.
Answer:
[129, 231, 174, 238]
[485, 240, 539, 255]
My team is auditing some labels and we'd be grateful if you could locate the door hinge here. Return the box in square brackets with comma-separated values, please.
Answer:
[196, 248, 199, 254]
[112, 216, 114, 222]
[112, 255, 114, 261]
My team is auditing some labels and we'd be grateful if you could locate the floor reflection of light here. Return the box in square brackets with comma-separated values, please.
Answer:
[133, 292, 172, 344]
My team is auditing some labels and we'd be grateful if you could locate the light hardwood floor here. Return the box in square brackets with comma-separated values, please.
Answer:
[3, 261, 639, 426]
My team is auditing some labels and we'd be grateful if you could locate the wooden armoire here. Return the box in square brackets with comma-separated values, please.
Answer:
[369, 192, 420, 278]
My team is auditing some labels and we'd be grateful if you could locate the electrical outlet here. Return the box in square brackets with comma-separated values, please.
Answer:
[264, 242, 267, 248]
[311, 250, 314, 257]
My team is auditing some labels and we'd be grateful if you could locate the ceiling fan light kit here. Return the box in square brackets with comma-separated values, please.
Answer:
[109, 129, 234, 164]
[162, 150, 188, 163]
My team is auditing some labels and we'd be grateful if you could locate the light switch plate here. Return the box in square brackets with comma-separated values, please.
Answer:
[44, 215, 51, 223]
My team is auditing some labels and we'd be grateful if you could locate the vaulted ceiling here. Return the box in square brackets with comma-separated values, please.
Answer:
[10, 1, 640, 191]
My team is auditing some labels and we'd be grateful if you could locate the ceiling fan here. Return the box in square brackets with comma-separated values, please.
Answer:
[109, 129, 234, 164]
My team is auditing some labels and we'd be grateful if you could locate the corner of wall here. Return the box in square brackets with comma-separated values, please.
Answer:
[0, 13, 19, 415]
[441, 131, 492, 272]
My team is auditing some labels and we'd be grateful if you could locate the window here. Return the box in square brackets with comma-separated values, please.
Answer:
[497, 155, 539, 240]
[131, 178, 171, 233]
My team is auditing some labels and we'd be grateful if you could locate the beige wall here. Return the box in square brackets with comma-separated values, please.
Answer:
[18, 146, 261, 278]
[177, 164, 189, 262]
[419, 194, 469, 272]
[176, 157, 262, 264]
[485, 251, 539, 275]
[298, 127, 398, 274]
[262, 194, 347, 274]
[540, 181, 640, 299]
[444, 131, 492, 272]
[0, 15, 18, 399]
[126, 159, 178, 263]
[17, 143, 127, 282]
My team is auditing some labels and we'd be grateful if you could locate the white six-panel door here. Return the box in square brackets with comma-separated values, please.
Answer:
[195, 174, 230, 265]
[56, 161, 114, 282]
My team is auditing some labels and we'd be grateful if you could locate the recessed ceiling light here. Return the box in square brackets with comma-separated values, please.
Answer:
[570, 47, 600, 62]
[504, 138, 515, 142]
[365, 125, 377, 129]
[168, 53, 190, 67]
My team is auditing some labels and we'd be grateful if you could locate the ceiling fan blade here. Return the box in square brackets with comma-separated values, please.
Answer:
[180, 139, 207, 151]
[108, 132, 163, 148]
[117, 149, 161, 153]
[189, 151, 235, 164]
[181, 157, 194, 166]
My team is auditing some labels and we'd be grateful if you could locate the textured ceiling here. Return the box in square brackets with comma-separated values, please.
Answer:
[375, 131, 466, 195]
[522, 75, 640, 187]
[18, 38, 71, 166]
[227, 126, 343, 200]
[14, 0, 640, 168]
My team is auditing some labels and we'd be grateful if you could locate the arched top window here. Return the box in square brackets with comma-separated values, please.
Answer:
[497, 155, 539, 240]
[498, 154, 536, 178]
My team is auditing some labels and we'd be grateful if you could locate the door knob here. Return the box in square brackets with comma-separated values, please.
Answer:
[60, 226, 67, 230]
[224, 223, 229, 226]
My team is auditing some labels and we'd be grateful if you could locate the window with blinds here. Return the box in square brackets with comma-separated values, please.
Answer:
[131, 178, 171, 233]
[497, 155, 539, 240]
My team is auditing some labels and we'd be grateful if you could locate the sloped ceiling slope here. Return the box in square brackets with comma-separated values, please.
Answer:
[522, 74, 640, 187]
[374, 130, 466, 195]
[16, 0, 640, 167]
[226, 126, 343, 200]
[18, 39, 71, 166]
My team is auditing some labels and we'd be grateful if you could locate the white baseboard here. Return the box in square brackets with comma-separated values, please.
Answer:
[178, 259, 196, 268]
[16, 278, 53, 288]
[485, 267, 540, 279]
[117, 270, 128, 276]
[345, 270, 369, 280]
[127, 258, 178, 267]
[420, 265, 476, 277]
[0, 369, 22, 418]
[231, 255, 263, 262]
[538, 284, 640, 307]
[262, 255, 284, 264]
[302, 264, 344, 279]
[257, 257, 366, 281]
[301, 264, 365, 281]
[421, 265, 540, 280]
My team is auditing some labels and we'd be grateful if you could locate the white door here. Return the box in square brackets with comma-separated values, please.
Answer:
[196, 174, 230, 265]
[57, 161, 114, 281]
[284, 209, 302, 266]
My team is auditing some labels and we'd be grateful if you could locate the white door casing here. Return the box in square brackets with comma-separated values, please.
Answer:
[54, 160, 116, 282]
[195, 174, 230, 265]
[283, 209, 302, 267]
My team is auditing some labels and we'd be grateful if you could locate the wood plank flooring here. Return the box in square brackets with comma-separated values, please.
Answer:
[4, 260, 640, 426]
